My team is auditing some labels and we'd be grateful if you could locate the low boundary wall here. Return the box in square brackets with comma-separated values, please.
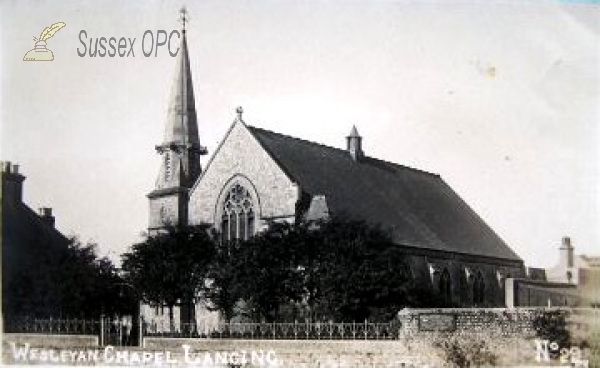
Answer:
[143, 337, 448, 367]
[142, 335, 541, 367]
[397, 307, 571, 337]
[1, 333, 99, 348]
[3, 308, 594, 367]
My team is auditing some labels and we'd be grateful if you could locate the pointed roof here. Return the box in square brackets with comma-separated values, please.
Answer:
[348, 125, 360, 138]
[162, 30, 200, 147]
[246, 126, 522, 263]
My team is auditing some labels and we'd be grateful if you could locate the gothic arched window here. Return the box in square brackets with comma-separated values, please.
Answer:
[221, 183, 255, 242]
[439, 268, 452, 306]
[400, 262, 413, 280]
[473, 271, 485, 305]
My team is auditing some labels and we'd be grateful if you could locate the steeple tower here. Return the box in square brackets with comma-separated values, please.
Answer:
[148, 7, 207, 231]
[346, 125, 364, 162]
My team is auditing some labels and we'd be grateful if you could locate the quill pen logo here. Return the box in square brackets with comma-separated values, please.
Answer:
[23, 22, 66, 61]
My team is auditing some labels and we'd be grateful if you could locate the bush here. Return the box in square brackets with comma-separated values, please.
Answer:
[532, 310, 570, 349]
[437, 337, 497, 367]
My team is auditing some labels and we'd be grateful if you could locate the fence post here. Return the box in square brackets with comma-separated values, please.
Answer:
[138, 314, 143, 348]
[100, 314, 105, 346]
[118, 319, 122, 347]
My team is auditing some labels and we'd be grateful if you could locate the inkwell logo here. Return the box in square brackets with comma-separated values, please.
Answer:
[23, 22, 66, 61]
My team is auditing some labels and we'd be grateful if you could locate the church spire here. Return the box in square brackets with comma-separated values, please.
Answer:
[180, 5, 188, 33]
[148, 7, 206, 230]
[155, 7, 206, 188]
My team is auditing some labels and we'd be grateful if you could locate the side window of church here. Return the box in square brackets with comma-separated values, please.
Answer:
[221, 183, 255, 242]
[439, 268, 452, 306]
[400, 262, 413, 280]
[473, 271, 485, 305]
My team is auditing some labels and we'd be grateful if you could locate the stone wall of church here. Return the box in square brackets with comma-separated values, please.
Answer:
[148, 194, 182, 230]
[189, 122, 298, 229]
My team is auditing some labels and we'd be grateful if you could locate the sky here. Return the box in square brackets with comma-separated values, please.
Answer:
[1, 0, 598, 268]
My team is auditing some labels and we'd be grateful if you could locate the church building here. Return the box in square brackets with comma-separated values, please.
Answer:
[147, 16, 525, 322]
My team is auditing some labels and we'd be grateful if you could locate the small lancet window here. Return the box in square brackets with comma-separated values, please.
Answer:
[164, 153, 171, 180]
[473, 271, 485, 305]
[221, 183, 255, 242]
[439, 268, 452, 306]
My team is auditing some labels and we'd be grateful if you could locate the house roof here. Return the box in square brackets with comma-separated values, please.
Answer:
[3, 198, 72, 307]
[3, 200, 70, 266]
[247, 126, 522, 262]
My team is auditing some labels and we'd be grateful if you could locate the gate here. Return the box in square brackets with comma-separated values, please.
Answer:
[100, 316, 135, 346]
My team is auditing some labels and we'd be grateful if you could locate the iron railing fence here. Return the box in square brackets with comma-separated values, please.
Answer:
[4, 317, 101, 335]
[4, 317, 398, 340]
[143, 320, 400, 340]
[6, 308, 595, 340]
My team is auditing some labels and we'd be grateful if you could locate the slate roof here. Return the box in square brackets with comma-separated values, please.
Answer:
[248, 126, 522, 262]
[3, 199, 71, 274]
[162, 30, 200, 147]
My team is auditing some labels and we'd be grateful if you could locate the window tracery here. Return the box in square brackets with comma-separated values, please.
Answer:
[221, 183, 255, 242]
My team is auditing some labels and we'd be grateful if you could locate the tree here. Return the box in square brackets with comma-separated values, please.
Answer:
[235, 222, 304, 322]
[56, 239, 125, 317]
[205, 218, 425, 323]
[121, 225, 215, 329]
[205, 221, 307, 322]
[204, 240, 243, 322]
[301, 219, 414, 322]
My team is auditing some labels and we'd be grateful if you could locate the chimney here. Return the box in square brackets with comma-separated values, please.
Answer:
[1, 161, 26, 203]
[39, 207, 55, 228]
[346, 125, 364, 162]
[559, 236, 574, 268]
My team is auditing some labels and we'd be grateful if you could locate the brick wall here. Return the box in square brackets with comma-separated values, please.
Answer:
[397, 307, 570, 338]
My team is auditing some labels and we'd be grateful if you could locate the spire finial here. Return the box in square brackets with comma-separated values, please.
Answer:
[179, 6, 189, 32]
[236, 106, 244, 121]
